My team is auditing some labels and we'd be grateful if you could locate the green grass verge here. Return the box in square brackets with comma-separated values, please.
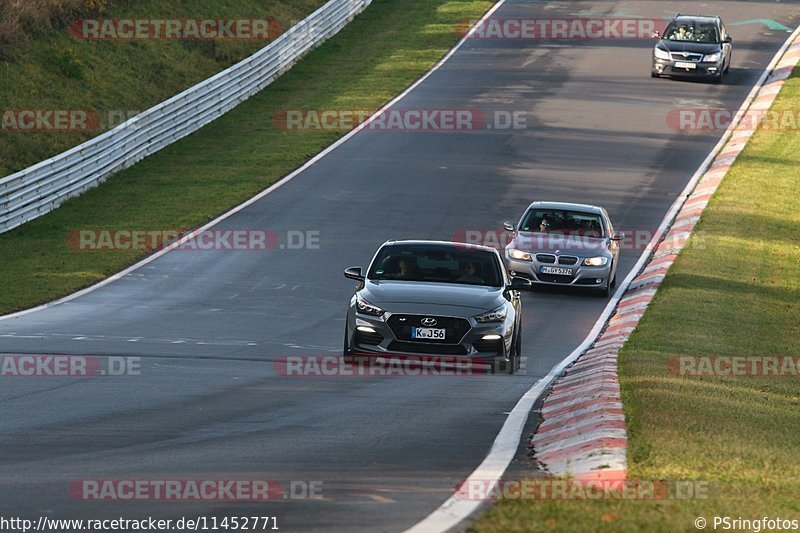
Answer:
[0, 0, 326, 176]
[473, 69, 800, 531]
[0, 0, 494, 314]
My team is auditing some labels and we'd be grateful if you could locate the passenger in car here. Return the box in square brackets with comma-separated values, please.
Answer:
[672, 25, 693, 40]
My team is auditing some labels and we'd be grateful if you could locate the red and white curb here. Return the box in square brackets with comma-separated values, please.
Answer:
[531, 32, 800, 483]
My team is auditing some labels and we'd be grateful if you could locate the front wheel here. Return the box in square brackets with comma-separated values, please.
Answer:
[512, 324, 522, 373]
[342, 323, 359, 364]
[493, 330, 520, 375]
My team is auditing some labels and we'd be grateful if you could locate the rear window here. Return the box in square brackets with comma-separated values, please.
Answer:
[520, 209, 604, 237]
[368, 245, 503, 287]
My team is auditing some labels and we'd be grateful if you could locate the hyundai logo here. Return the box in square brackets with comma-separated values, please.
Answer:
[421, 317, 438, 327]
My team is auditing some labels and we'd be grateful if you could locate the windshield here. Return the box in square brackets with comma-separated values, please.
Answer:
[368, 245, 503, 287]
[663, 21, 719, 43]
[520, 209, 605, 237]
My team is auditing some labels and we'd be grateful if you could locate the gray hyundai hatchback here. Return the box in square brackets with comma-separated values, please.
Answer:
[342, 240, 530, 373]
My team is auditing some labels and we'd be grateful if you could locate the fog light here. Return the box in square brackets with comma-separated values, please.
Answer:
[596, 278, 603, 284]
[357, 326, 376, 333]
[709, 67, 717, 72]
[482, 334, 502, 340]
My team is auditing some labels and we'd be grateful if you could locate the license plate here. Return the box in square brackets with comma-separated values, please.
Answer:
[674, 61, 696, 69]
[541, 266, 573, 276]
[412, 327, 446, 340]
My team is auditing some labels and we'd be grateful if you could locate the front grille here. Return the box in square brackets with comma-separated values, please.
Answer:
[355, 329, 383, 346]
[473, 338, 503, 354]
[558, 256, 578, 265]
[387, 314, 470, 343]
[387, 341, 468, 355]
[671, 52, 702, 61]
[537, 273, 574, 284]
[536, 254, 556, 263]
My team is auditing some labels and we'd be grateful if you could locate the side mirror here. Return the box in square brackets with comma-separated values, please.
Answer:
[344, 266, 365, 281]
[723, 36, 732, 43]
[508, 277, 532, 290]
[503, 220, 516, 232]
[652, 30, 661, 39]
[611, 232, 625, 241]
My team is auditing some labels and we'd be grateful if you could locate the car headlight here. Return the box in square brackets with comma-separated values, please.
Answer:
[653, 47, 671, 60]
[475, 306, 508, 323]
[583, 256, 609, 267]
[704, 52, 721, 62]
[507, 248, 532, 261]
[356, 295, 384, 317]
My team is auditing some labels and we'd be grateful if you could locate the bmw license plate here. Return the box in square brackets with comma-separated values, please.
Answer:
[674, 61, 696, 69]
[541, 266, 573, 276]
[412, 327, 446, 340]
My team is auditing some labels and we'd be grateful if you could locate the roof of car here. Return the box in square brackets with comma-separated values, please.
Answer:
[524, 201, 604, 214]
[382, 239, 498, 253]
[672, 15, 719, 24]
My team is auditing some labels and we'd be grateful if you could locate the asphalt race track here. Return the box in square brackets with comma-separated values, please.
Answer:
[1, 1, 798, 531]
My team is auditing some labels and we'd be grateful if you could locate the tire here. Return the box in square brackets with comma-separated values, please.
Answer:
[493, 329, 520, 375]
[651, 71, 659, 78]
[713, 70, 724, 84]
[493, 358, 514, 375]
[342, 323, 359, 364]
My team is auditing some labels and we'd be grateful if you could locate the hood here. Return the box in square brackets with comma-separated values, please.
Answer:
[659, 41, 721, 55]
[361, 280, 504, 312]
[510, 232, 610, 257]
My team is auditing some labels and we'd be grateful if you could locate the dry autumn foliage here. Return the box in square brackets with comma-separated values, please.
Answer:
[0, 0, 107, 48]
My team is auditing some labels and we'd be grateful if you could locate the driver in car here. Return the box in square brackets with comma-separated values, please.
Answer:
[394, 257, 422, 280]
[456, 261, 483, 284]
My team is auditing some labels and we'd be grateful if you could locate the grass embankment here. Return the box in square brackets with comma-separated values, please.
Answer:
[474, 70, 800, 531]
[0, 0, 325, 176]
[0, 0, 494, 314]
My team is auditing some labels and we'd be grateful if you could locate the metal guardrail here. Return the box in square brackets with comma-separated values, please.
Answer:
[0, 0, 372, 234]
